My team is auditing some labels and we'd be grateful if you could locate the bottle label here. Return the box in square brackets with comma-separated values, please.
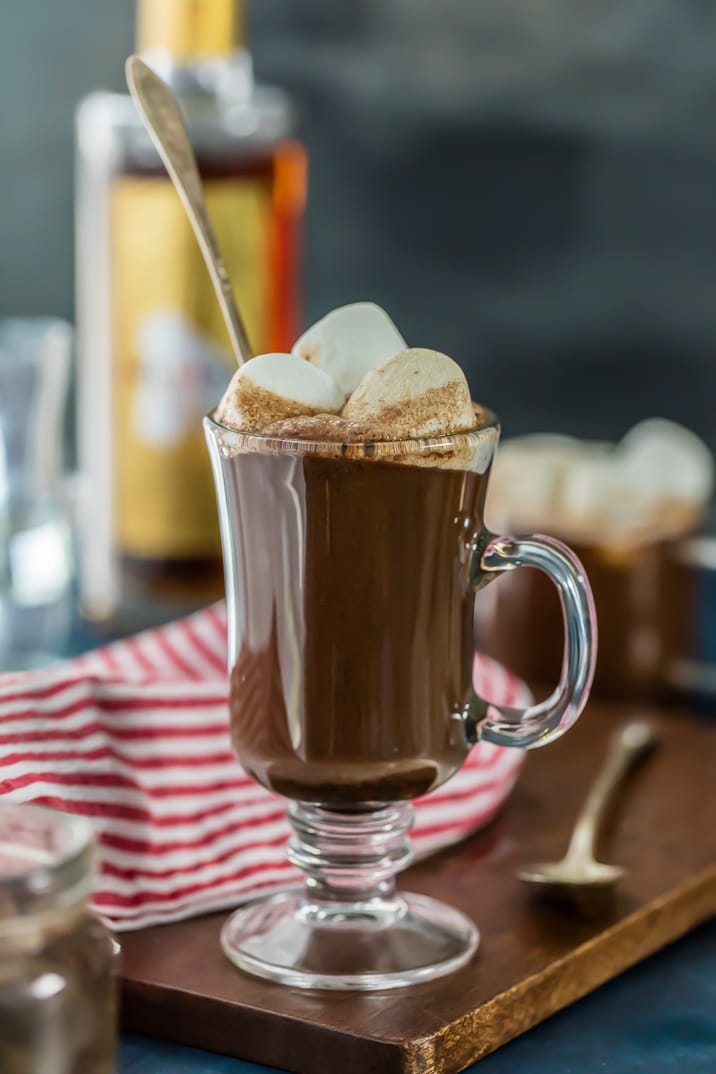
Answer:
[110, 174, 272, 559]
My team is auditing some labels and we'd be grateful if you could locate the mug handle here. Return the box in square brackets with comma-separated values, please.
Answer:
[465, 533, 597, 749]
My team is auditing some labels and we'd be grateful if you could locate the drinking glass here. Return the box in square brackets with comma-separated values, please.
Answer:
[205, 410, 597, 990]
[0, 320, 74, 670]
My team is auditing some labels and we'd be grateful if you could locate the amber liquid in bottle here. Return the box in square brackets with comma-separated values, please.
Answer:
[113, 143, 306, 614]
[76, 0, 307, 628]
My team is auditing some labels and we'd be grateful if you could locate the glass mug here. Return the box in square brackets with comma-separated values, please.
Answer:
[205, 410, 596, 990]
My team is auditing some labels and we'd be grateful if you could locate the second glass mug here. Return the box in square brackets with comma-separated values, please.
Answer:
[205, 409, 597, 990]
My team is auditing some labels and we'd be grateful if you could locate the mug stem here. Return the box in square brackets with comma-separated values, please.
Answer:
[287, 802, 414, 912]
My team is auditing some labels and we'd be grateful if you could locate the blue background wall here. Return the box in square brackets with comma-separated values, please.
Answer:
[1, 0, 714, 447]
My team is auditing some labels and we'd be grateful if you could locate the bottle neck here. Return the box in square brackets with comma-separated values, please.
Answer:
[136, 0, 252, 105]
[136, 0, 244, 62]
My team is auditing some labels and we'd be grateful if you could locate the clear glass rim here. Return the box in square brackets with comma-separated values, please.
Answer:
[0, 802, 94, 922]
[205, 404, 499, 459]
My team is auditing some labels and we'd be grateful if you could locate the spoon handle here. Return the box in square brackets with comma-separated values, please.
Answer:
[126, 55, 253, 367]
[565, 719, 658, 865]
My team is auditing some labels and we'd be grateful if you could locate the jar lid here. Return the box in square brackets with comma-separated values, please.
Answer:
[0, 804, 94, 929]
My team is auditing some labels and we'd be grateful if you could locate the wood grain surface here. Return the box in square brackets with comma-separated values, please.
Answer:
[119, 702, 716, 1074]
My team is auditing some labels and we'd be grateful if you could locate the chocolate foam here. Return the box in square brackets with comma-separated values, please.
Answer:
[262, 414, 371, 443]
[210, 404, 497, 475]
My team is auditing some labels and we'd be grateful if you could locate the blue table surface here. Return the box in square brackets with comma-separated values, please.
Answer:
[119, 918, 716, 1074]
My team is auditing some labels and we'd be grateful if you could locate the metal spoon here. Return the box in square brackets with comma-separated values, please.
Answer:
[518, 719, 659, 894]
[125, 55, 252, 367]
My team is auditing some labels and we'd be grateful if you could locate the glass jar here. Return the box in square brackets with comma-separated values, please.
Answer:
[0, 803, 117, 1073]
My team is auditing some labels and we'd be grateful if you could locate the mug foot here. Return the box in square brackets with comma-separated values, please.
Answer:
[221, 889, 478, 991]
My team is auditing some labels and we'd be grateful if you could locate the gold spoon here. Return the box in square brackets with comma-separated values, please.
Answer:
[518, 719, 659, 896]
[125, 55, 252, 367]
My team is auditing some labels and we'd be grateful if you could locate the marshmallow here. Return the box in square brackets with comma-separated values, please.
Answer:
[560, 456, 638, 529]
[489, 438, 576, 530]
[618, 419, 714, 507]
[293, 303, 406, 398]
[342, 347, 476, 441]
[488, 420, 714, 546]
[215, 353, 344, 433]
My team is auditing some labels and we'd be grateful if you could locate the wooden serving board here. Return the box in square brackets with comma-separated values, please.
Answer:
[120, 702, 716, 1074]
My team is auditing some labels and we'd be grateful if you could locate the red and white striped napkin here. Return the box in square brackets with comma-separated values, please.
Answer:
[0, 604, 529, 931]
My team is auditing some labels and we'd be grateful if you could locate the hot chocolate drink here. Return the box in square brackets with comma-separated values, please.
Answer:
[218, 431, 494, 805]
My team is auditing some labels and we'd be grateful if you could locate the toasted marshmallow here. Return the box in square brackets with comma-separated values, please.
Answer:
[215, 353, 344, 433]
[487, 419, 714, 546]
[618, 418, 714, 506]
[489, 437, 578, 531]
[342, 347, 476, 441]
[292, 303, 406, 398]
